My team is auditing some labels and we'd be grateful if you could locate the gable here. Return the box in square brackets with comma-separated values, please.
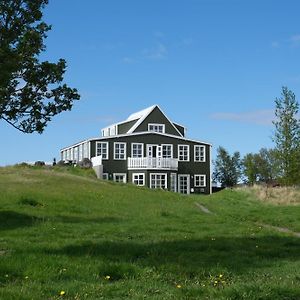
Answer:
[130, 106, 182, 137]
[117, 119, 139, 134]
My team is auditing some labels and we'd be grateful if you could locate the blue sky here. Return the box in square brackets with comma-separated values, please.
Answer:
[1, 0, 300, 165]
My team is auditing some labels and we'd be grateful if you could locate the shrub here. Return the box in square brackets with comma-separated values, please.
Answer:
[78, 158, 92, 169]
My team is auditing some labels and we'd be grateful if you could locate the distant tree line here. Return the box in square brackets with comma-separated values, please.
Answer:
[213, 87, 300, 187]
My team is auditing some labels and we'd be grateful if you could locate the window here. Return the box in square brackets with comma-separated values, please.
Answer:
[96, 142, 108, 159]
[132, 173, 145, 186]
[79, 144, 83, 161]
[178, 145, 189, 161]
[170, 173, 177, 192]
[178, 174, 190, 194]
[102, 173, 109, 180]
[83, 142, 88, 158]
[150, 173, 167, 189]
[162, 144, 173, 158]
[194, 145, 205, 162]
[113, 173, 127, 183]
[131, 143, 143, 158]
[114, 142, 126, 160]
[74, 147, 79, 162]
[148, 123, 165, 133]
[194, 175, 206, 187]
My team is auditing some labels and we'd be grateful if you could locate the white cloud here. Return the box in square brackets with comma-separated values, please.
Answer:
[210, 109, 274, 126]
[290, 34, 300, 43]
[271, 41, 279, 48]
[143, 43, 168, 60]
[122, 57, 136, 64]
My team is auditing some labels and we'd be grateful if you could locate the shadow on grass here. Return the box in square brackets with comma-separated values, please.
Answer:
[0, 210, 40, 230]
[43, 236, 300, 273]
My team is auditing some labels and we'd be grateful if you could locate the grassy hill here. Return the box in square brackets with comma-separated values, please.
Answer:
[0, 165, 299, 300]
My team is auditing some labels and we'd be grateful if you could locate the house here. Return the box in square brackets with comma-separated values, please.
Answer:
[60, 105, 212, 194]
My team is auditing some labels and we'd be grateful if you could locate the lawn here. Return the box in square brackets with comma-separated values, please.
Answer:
[0, 165, 299, 299]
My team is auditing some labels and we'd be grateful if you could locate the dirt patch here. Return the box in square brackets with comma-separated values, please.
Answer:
[258, 223, 300, 238]
[194, 202, 213, 214]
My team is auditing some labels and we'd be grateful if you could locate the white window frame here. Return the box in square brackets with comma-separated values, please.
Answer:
[162, 144, 173, 158]
[113, 173, 127, 183]
[132, 173, 145, 186]
[148, 123, 165, 133]
[170, 173, 177, 192]
[178, 174, 190, 194]
[96, 142, 109, 160]
[178, 144, 190, 161]
[194, 145, 206, 162]
[74, 147, 79, 162]
[114, 142, 126, 160]
[150, 173, 167, 189]
[102, 173, 109, 180]
[194, 174, 206, 187]
[131, 143, 144, 158]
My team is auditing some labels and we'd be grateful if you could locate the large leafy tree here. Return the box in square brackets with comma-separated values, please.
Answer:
[0, 0, 80, 133]
[213, 146, 241, 187]
[242, 148, 280, 185]
[273, 87, 300, 185]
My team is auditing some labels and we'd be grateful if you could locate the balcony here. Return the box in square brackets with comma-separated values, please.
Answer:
[128, 157, 178, 170]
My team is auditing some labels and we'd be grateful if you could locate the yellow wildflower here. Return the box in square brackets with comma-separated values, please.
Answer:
[176, 284, 182, 288]
[105, 275, 111, 280]
[60, 291, 66, 296]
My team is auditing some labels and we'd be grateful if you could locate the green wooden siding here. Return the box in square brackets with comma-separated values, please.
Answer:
[133, 106, 182, 137]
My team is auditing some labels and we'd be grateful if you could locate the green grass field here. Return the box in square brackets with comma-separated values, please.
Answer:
[0, 165, 299, 299]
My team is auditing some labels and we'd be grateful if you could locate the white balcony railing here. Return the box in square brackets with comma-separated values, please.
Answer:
[128, 157, 178, 170]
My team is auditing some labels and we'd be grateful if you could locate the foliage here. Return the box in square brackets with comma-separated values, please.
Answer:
[213, 146, 241, 187]
[0, 0, 80, 133]
[273, 87, 300, 185]
[0, 166, 299, 299]
[242, 148, 280, 184]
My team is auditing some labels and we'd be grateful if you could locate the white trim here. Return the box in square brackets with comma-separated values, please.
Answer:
[148, 123, 165, 133]
[60, 132, 212, 152]
[149, 173, 168, 189]
[178, 144, 190, 162]
[194, 145, 206, 162]
[131, 143, 144, 158]
[161, 144, 173, 158]
[194, 174, 206, 187]
[178, 174, 190, 194]
[132, 173, 145, 186]
[170, 173, 177, 192]
[96, 141, 109, 160]
[127, 105, 184, 137]
[113, 173, 127, 183]
[209, 145, 212, 194]
[114, 142, 126, 160]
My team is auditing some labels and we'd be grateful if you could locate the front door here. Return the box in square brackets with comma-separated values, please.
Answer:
[178, 175, 190, 194]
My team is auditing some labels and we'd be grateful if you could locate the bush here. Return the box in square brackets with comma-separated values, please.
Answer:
[78, 158, 92, 169]
[34, 161, 45, 166]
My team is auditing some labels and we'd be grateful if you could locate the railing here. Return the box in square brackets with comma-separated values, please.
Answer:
[128, 157, 178, 170]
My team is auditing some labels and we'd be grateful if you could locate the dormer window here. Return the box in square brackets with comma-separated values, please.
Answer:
[148, 123, 165, 133]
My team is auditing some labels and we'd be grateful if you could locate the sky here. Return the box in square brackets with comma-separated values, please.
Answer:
[1, 0, 300, 165]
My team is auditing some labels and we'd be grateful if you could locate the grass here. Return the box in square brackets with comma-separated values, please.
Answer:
[0, 165, 299, 299]
[237, 184, 300, 206]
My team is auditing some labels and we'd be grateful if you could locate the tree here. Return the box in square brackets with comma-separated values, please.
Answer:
[0, 0, 80, 133]
[242, 153, 259, 185]
[273, 87, 300, 185]
[213, 146, 241, 187]
[242, 148, 280, 185]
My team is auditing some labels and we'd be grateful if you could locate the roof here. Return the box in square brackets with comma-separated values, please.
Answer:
[60, 131, 212, 151]
[126, 105, 156, 121]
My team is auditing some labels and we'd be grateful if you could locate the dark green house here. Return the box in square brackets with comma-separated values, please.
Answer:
[60, 105, 212, 194]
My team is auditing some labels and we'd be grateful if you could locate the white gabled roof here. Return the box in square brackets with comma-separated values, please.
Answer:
[126, 105, 156, 121]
